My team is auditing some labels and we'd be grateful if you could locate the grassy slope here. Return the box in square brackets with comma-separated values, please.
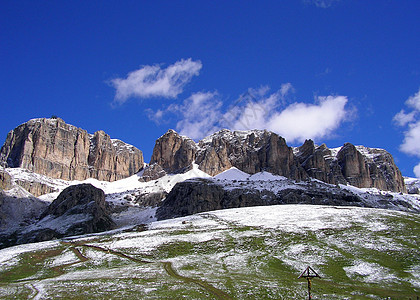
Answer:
[0, 205, 419, 299]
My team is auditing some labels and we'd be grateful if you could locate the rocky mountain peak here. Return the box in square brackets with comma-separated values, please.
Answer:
[0, 117, 144, 182]
[146, 129, 406, 193]
[150, 129, 198, 174]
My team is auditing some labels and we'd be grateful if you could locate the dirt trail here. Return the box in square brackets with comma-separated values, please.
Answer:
[62, 240, 232, 299]
[163, 261, 233, 300]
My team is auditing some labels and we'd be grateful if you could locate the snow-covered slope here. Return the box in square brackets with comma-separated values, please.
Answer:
[211, 167, 420, 212]
[2, 164, 419, 247]
[0, 204, 418, 299]
[405, 177, 420, 194]
[1, 164, 211, 232]
[0, 186, 49, 234]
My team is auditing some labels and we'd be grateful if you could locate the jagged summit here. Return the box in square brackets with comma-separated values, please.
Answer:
[0, 122, 408, 194]
[199, 128, 268, 145]
[0, 117, 144, 182]
[147, 128, 406, 193]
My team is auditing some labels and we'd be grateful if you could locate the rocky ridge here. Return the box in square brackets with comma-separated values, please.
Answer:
[0, 118, 144, 183]
[148, 129, 406, 193]
[156, 171, 417, 220]
[0, 183, 115, 248]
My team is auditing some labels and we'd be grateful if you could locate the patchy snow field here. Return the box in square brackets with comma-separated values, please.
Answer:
[0, 204, 418, 299]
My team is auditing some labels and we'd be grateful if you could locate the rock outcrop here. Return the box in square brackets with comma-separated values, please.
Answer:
[149, 129, 304, 179]
[156, 177, 416, 220]
[155, 178, 364, 220]
[405, 178, 420, 194]
[148, 129, 406, 193]
[150, 129, 197, 173]
[0, 188, 48, 233]
[196, 130, 303, 178]
[14, 179, 58, 197]
[0, 170, 12, 190]
[0, 184, 116, 248]
[0, 118, 144, 182]
[295, 141, 406, 193]
[138, 163, 167, 182]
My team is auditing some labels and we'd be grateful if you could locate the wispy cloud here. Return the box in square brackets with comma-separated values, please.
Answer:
[223, 87, 350, 144]
[110, 58, 202, 104]
[170, 91, 222, 140]
[394, 88, 420, 177]
[149, 83, 352, 144]
[304, 0, 340, 8]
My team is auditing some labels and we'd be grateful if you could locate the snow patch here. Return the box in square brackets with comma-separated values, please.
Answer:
[214, 167, 250, 181]
[344, 261, 397, 283]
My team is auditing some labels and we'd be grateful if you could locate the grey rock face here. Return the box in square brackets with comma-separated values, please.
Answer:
[155, 178, 365, 220]
[134, 191, 167, 207]
[0, 170, 12, 191]
[0, 118, 144, 182]
[40, 184, 108, 218]
[14, 179, 58, 197]
[354, 146, 406, 192]
[296, 141, 406, 193]
[0, 189, 48, 233]
[15, 184, 115, 246]
[196, 130, 303, 178]
[337, 143, 372, 188]
[138, 163, 167, 182]
[150, 129, 197, 174]
[150, 129, 405, 192]
[405, 178, 420, 194]
[150, 129, 304, 179]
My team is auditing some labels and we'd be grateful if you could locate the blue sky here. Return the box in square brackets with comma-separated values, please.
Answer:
[1, 0, 420, 177]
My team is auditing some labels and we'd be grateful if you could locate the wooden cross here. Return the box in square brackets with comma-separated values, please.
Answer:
[298, 266, 321, 300]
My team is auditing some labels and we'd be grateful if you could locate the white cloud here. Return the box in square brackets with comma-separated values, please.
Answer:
[305, 0, 340, 8]
[414, 163, 420, 178]
[400, 121, 420, 156]
[152, 84, 351, 143]
[280, 82, 294, 97]
[223, 88, 280, 131]
[170, 92, 222, 140]
[146, 108, 165, 124]
[406, 89, 420, 111]
[110, 58, 202, 103]
[266, 96, 349, 143]
[393, 110, 416, 127]
[225, 92, 349, 144]
[394, 88, 420, 178]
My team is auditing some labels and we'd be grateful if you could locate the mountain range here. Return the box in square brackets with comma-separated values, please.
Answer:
[0, 117, 419, 248]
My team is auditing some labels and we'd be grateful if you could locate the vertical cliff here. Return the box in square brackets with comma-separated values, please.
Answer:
[148, 129, 406, 193]
[0, 118, 144, 181]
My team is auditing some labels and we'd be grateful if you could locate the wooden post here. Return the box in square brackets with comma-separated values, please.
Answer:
[298, 266, 320, 300]
[307, 277, 311, 300]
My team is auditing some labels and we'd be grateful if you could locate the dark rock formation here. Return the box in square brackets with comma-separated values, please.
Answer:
[134, 191, 167, 207]
[156, 177, 417, 220]
[138, 163, 167, 182]
[0, 184, 115, 248]
[38, 184, 114, 234]
[0, 118, 144, 182]
[156, 178, 365, 220]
